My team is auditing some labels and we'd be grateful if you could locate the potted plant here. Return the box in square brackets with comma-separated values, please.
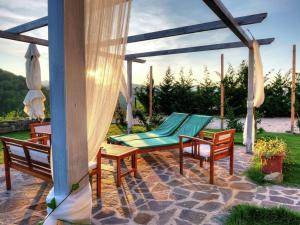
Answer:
[254, 138, 287, 174]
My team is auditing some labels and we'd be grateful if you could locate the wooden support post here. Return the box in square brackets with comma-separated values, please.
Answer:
[291, 45, 296, 133]
[246, 42, 255, 153]
[127, 60, 133, 134]
[220, 54, 224, 130]
[48, 0, 89, 199]
[149, 66, 153, 118]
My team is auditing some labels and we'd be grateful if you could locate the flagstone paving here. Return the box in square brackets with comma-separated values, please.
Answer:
[1, 146, 300, 225]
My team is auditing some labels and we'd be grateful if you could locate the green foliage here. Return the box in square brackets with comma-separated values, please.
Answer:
[71, 183, 80, 192]
[172, 68, 195, 113]
[134, 73, 158, 114]
[114, 101, 126, 126]
[0, 68, 50, 118]
[0, 110, 26, 121]
[194, 67, 219, 114]
[225, 204, 300, 225]
[157, 66, 175, 114]
[222, 63, 247, 116]
[225, 106, 243, 132]
[46, 198, 57, 210]
[244, 132, 300, 186]
[0, 69, 28, 116]
[135, 109, 163, 131]
[261, 71, 291, 117]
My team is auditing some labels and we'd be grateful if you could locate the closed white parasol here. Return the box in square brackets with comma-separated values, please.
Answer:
[23, 43, 46, 120]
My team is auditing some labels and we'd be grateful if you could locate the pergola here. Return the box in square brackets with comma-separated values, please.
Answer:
[0, 0, 274, 222]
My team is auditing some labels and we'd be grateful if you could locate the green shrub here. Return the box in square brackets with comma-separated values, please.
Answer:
[0, 110, 26, 121]
[135, 109, 163, 131]
[114, 102, 126, 126]
[225, 106, 243, 132]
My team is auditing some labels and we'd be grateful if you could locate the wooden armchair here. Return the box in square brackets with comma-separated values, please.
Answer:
[1, 136, 52, 190]
[29, 122, 51, 145]
[179, 129, 235, 184]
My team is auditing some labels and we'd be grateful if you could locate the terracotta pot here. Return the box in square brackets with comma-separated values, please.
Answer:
[261, 155, 284, 174]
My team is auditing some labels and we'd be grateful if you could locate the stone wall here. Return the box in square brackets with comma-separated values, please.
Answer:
[0, 119, 30, 134]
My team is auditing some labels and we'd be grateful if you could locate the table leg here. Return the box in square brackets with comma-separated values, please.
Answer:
[116, 158, 121, 187]
[132, 153, 137, 178]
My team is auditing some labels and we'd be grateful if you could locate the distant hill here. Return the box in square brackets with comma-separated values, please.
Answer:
[0, 69, 50, 116]
[0, 68, 141, 116]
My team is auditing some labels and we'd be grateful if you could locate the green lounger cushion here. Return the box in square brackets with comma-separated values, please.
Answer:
[109, 112, 188, 143]
[123, 114, 212, 149]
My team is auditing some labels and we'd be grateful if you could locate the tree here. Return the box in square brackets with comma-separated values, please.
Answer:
[134, 73, 158, 114]
[172, 67, 194, 113]
[222, 62, 248, 116]
[262, 71, 291, 117]
[194, 66, 219, 115]
[157, 66, 175, 114]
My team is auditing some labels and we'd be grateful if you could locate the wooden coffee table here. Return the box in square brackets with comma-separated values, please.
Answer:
[101, 142, 138, 187]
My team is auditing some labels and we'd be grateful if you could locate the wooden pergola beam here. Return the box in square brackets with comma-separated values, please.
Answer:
[127, 13, 266, 43]
[203, 0, 252, 48]
[3, 12, 266, 43]
[0, 30, 48, 46]
[131, 58, 146, 63]
[6, 16, 48, 34]
[126, 38, 274, 59]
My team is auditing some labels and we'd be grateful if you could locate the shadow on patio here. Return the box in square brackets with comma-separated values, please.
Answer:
[1, 146, 300, 225]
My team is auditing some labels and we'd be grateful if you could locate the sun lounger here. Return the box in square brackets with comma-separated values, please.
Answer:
[109, 112, 188, 144]
[121, 114, 213, 154]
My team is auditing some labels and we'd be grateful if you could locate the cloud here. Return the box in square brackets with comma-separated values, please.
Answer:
[0, 0, 297, 85]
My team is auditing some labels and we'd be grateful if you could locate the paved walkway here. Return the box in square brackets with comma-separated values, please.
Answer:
[1, 147, 300, 225]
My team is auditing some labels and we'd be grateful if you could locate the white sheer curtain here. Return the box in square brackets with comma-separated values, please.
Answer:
[243, 40, 265, 146]
[44, 1, 131, 224]
[85, 0, 132, 161]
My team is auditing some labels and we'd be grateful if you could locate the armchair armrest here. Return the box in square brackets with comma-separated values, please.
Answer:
[179, 135, 213, 145]
[27, 136, 49, 146]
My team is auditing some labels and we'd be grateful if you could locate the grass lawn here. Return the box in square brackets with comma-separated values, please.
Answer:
[225, 204, 300, 225]
[243, 132, 300, 187]
[0, 131, 30, 164]
[0, 124, 146, 164]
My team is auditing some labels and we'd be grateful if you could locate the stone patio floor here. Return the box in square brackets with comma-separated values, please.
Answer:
[1, 146, 300, 225]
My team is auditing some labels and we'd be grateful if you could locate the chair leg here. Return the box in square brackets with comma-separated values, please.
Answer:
[209, 159, 214, 184]
[5, 165, 11, 190]
[96, 151, 101, 198]
[229, 153, 234, 175]
[179, 146, 183, 175]
[200, 158, 203, 167]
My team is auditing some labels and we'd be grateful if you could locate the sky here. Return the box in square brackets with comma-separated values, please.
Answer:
[0, 0, 299, 85]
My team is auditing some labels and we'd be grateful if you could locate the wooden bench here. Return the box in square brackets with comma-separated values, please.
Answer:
[1, 136, 52, 190]
[1, 135, 103, 198]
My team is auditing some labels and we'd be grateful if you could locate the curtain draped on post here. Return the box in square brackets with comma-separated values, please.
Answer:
[85, 0, 132, 162]
[243, 40, 265, 147]
[44, 0, 131, 224]
[121, 70, 134, 133]
[23, 43, 46, 120]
